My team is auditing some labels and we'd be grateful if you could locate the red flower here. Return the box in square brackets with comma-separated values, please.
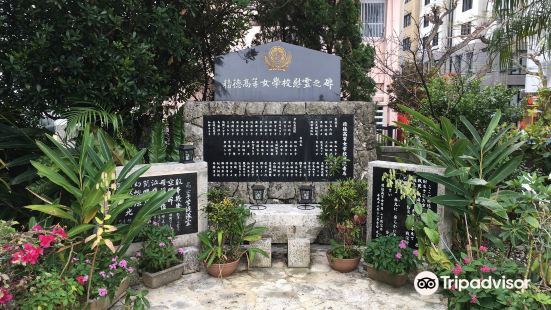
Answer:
[480, 265, 493, 273]
[11, 250, 24, 264]
[479, 245, 488, 252]
[76, 275, 88, 285]
[51, 226, 68, 239]
[38, 234, 56, 248]
[451, 263, 462, 276]
[12, 243, 44, 265]
[0, 288, 13, 304]
[470, 294, 478, 304]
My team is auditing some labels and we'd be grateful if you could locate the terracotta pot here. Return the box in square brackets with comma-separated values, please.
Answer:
[326, 250, 360, 273]
[88, 277, 129, 310]
[142, 262, 186, 288]
[206, 258, 240, 278]
[365, 263, 408, 287]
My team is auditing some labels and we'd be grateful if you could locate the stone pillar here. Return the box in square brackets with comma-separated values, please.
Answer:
[287, 238, 310, 268]
[250, 238, 272, 268]
[181, 246, 201, 274]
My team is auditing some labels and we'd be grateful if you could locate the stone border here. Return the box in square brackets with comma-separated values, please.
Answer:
[182, 101, 377, 203]
[366, 160, 453, 248]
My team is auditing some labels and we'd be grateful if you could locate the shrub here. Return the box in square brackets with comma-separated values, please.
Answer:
[364, 235, 418, 274]
[138, 224, 179, 273]
[19, 272, 83, 309]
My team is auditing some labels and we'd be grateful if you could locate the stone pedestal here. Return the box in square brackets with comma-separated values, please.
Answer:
[247, 204, 323, 243]
[287, 238, 310, 268]
[250, 238, 272, 268]
[181, 246, 201, 274]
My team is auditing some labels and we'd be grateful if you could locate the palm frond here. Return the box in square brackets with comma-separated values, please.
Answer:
[64, 106, 123, 137]
[148, 122, 167, 163]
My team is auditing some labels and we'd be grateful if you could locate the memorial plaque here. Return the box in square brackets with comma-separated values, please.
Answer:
[203, 114, 354, 182]
[214, 41, 341, 102]
[370, 167, 438, 247]
[120, 172, 198, 235]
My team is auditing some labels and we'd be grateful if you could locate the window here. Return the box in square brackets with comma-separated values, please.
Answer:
[402, 37, 411, 51]
[425, 0, 430, 5]
[449, 58, 453, 72]
[462, 0, 472, 11]
[432, 33, 439, 46]
[466, 52, 473, 73]
[423, 16, 430, 27]
[404, 13, 412, 27]
[360, 0, 385, 37]
[508, 85, 524, 106]
[454, 54, 462, 73]
[461, 22, 471, 35]
[509, 50, 527, 75]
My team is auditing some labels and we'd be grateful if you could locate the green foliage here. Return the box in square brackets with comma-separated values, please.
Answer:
[364, 235, 418, 274]
[398, 106, 525, 249]
[519, 120, 551, 175]
[199, 197, 267, 266]
[124, 288, 150, 310]
[497, 173, 551, 285]
[329, 220, 361, 259]
[64, 105, 123, 139]
[0, 0, 250, 140]
[25, 127, 178, 255]
[19, 272, 83, 310]
[138, 225, 179, 273]
[147, 108, 186, 163]
[253, 0, 376, 101]
[415, 76, 523, 132]
[148, 122, 167, 164]
[324, 155, 350, 177]
[319, 179, 368, 230]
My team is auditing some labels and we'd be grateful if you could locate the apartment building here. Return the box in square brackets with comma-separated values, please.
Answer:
[401, 0, 421, 62]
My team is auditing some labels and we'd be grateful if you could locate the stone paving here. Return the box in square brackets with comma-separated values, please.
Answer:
[117, 245, 446, 310]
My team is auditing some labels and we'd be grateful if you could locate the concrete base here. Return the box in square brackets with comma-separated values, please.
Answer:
[287, 238, 310, 268]
[250, 238, 272, 268]
[247, 204, 323, 243]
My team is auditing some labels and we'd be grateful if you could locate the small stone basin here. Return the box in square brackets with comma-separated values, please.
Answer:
[246, 204, 323, 243]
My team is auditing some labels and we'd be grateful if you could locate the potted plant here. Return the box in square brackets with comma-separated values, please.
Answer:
[138, 224, 186, 288]
[319, 179, 368, 272]
[327, 220, 362, 272]
[363, 235, 418, 287]
[199, 191, 268, 278]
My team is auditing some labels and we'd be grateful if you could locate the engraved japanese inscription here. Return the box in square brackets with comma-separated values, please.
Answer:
[203, 115, 354, 182]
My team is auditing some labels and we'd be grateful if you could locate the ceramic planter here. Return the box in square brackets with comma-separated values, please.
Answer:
[87, 277, 129, 310]
[206, 258, 240, 278]
[326, 250, 361, 273]
[365, 263, 408, 287]
[142, 262, 186, 288]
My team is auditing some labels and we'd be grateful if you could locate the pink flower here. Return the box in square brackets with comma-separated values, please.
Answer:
[159, 242, 166, 247]
[112, 256, 118, 263]
[118, 260, 127, 268]
[470, 294, 478, 304]
[449, 284, 456, 291]
[31, 225, 43, 231]
[480, 265, 492, 273]
[127, 267, 134, 273]
[135, 251, 141, 257]
[71, 257, 79, 263]
[479, 245, 488, 252]
[38, 234, 56, 248]
[51, 226, 67, 239]
[0, 288, 13, 304]
[99, 271, 107, 278]
[12, 243, 44, 265]
[452, 263, 462, 276]
[491, 267, 497, 272]
[413, 250, 419, 257]
[178, 247, 186, 255]
[98, 288, 108, 297]
[76, 275, 88, 285]
[463, 256, 472, 264]
[395, 252, 402, 259]
[399, 240, 407, 249]
[109, 263, 117, 270]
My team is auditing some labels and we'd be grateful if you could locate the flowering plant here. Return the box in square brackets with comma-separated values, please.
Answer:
[363, 235, 418, 274]
[67, 250, 137, 300]
[138, 224, 179, 273]
[0, 222, 69, 306]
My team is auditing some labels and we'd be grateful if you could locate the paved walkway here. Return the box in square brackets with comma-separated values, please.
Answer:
[122, 245, 446, 310]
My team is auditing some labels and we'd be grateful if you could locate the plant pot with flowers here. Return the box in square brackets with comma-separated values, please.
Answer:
[138, 224, 187, 288]
[199, 189, 268, 278]
[363, 235, 418, 287]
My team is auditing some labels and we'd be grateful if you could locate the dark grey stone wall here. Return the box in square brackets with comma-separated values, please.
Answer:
[182, 101, 378, 203]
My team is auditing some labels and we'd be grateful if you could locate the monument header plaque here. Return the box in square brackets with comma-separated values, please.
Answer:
[120, 172, 198, 235]
[203, 114, 354, 182]
[214, 41, 341, 102]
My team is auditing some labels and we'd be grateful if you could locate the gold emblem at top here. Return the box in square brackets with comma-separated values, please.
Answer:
[264, 46, 292, 71]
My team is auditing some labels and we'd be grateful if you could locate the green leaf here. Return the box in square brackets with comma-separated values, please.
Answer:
[25, 204, 77, 223]
[423, 227, 440, 244]
[67, 224, 95, 237]
[488, 155, 523, 186]
[524, 216, 540, 229]
[480, 110, 501, 150]
[429, 194, 470, 207]
[475, 197, 508, 219]
[460, 116, 481, 144]
[417, 172, 467, 195]
[148, 122, 166, 163]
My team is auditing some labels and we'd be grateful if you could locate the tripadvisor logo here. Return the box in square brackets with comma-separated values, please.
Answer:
[414, 271, 530, 296]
